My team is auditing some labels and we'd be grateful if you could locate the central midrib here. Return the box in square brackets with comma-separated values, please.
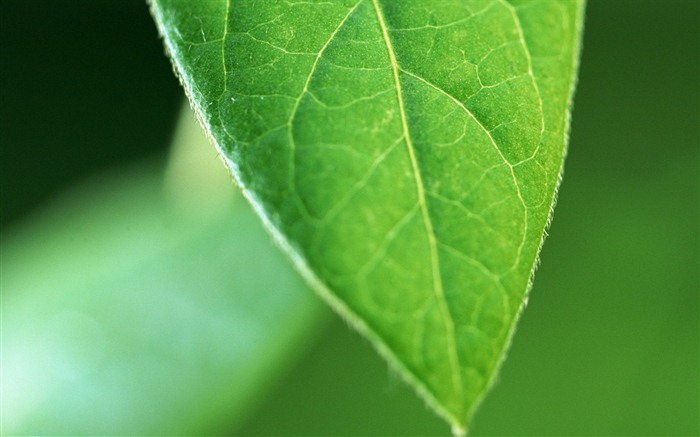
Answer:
[371, 0, 464, 410]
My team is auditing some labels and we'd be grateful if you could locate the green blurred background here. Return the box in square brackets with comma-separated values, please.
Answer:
[1, 0, 698, 435]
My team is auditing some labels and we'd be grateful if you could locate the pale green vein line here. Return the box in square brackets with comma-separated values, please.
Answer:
[427, 192, 508, 244]
[287, 2, 362, 118]
[287, 1, 362, 218]
[501, 0, 545, 165]
[306, 87, 393, 110]
[372, 0, 464, 405]
[400, 68, 528, 273]
[436, 242, 510, 323]
[321, 135, 403, 226]
[358, 204, 420, 281]
[221, 0, 230, 87]
[238, 32, 317, 55]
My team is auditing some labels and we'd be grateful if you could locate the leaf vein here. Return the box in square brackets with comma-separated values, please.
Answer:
[221, 0, 230, 88]
[399, 68, 528, 273]
[287, 1, 363, 219]
[372, 0, 464, 405]
[501, 0, 546, 165]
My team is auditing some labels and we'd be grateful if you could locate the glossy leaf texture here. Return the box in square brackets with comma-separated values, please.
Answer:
[151, 0, 584, 432]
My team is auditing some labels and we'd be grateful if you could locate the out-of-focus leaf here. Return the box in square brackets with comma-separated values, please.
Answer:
[1, 108, 323, 435]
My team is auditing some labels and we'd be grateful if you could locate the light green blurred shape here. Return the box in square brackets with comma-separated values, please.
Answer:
[1, 107, 324, 435]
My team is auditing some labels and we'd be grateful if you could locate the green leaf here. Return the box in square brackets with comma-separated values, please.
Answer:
[150, 0, 584, 432]
[1, 107, 323, 435]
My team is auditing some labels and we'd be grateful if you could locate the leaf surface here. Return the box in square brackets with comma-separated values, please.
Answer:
[151, 0, 584, 431]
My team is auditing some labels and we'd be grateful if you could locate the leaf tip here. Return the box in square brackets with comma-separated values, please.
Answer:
[451, 423, 467, 437]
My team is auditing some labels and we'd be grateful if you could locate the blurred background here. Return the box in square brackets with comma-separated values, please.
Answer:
[1, 0, 698, 435]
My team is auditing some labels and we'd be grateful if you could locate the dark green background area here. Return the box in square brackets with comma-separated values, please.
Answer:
[1, 0, 182, 225]
[1, 1, 697, 436]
